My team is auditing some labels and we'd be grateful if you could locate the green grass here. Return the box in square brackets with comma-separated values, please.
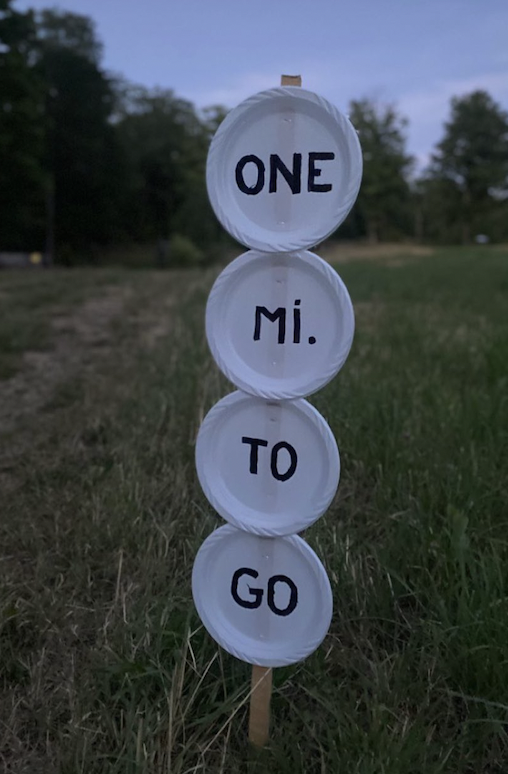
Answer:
[0, 247, 507, 772]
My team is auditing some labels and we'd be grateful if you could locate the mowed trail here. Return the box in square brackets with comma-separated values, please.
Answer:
[0, 283, 132, 435]
[0, 269, 213, 494]
[0, 267, 222, 773]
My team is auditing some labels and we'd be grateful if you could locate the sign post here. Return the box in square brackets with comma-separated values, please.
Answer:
[192, 74, 362, 747]
[249, 665, 272, 747]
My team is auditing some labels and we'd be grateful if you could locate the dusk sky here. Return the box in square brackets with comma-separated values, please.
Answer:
[17, 0, 508, 170]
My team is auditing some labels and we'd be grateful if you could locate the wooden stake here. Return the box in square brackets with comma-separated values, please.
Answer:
[248, 665, 272, 747]
[248, 72, 303, 749]
[281, 74, 302, 87]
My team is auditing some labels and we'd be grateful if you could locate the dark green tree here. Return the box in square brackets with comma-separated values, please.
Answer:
[0, 0, 46, 251]
[414, 176, 463, 244]
[35, 9, 126, 261]
[427, 90, 508, 243]
[36, 7, 102, 63]
[115, 87, 223, 249]
[347, 99, 413, 242]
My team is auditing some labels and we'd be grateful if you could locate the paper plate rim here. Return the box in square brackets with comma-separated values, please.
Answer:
[205, 249, 355, 400]
[195, 391, 340, 537]
[192, 525, 333, 666]
[206, 86, 363, 252]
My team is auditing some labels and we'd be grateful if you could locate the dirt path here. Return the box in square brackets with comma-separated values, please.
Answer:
[0, 268, 209, 432]
[0, 283, 133, 437]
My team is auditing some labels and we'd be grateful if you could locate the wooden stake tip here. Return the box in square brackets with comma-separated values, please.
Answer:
[281, 74, 302, 87]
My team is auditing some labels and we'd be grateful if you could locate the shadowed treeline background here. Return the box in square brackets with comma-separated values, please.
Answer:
[2, 2, 508, 266]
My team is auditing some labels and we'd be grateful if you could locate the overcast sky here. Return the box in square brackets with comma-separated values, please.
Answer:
[17, 0, 508, 169]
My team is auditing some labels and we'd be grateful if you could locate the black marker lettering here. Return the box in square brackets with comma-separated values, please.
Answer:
[241, 436, 268, 474]
[267, 575, 298, 616]
[236, 155, 265, 195]
[269, 153, 302, 194]
[308, 152, 335, 192]
[254, 306, 286, 344]
[293, 299, 301, 343]
[270, 441, 298, 481]
[231, 568, 263, 609]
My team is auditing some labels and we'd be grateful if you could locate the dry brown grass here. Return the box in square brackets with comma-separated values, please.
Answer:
[320, 241, 434, 265]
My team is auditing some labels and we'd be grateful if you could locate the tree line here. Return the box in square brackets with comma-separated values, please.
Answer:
[1, 2, 508, 265]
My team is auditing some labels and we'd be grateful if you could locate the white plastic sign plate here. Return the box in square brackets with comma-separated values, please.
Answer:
[196, 391, 340, 536]
[206, 87, 362, 252]
[206, 249, 355, 400]
[192, 525, 333, 667]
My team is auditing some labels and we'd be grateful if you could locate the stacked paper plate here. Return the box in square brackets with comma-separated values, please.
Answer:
[192, 86, 362, 667]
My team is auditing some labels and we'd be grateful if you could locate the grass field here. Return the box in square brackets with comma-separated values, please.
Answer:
[1, 246, 508, 773]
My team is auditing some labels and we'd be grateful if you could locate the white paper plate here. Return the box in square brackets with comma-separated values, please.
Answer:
[206, 249, 355, 400]
[196, 391, 339, 536]
[192, 525, 333, 666]
[206, 86, 362, 252]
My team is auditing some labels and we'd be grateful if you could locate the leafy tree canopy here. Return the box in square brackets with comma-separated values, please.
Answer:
[35, 8, 102, 64]
[431, 90, 508, 200]
[35, 9, 124, 256]
[115, 87, 222, 246]
[347, 99, 413, 242]
[426, 90, 508, 242]
[0, 0, 46, 250]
